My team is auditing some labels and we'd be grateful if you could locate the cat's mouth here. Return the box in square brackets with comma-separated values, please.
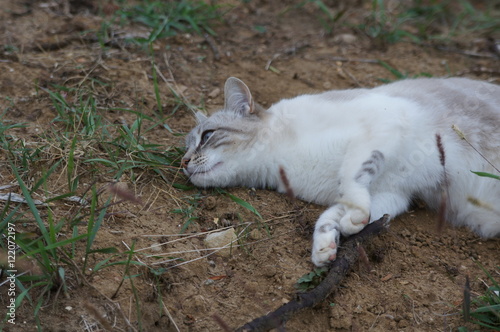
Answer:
[188, 162, 223, 177]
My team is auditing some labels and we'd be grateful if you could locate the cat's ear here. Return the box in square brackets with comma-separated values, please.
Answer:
[224, 77, 257, 116]
[194, 110, 208, 123]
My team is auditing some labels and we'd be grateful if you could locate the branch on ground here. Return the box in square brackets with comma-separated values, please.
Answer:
[235, 214, 391, 332]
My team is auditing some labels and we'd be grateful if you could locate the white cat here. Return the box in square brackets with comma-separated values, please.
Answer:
[181, 77, 500, 267]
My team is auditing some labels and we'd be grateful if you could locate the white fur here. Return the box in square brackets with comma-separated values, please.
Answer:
[183, 77, 500, 267]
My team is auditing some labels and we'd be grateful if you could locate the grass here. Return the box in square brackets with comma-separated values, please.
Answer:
[0, 53, 192, 330]
[458, 141, 500, 330]
[377, 60, 432, 82]
[114, 0, 223, 44]
[1, 0, 497, 330]
[282, 0, 346, 34]
[357, 0, 499, 45]
[0, 1, 262, 326]
[461, 265, 500, 331]
[290, 0, 498, 45]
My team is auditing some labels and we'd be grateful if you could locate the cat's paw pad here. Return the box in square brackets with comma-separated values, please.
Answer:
[311, 224, 340, 267]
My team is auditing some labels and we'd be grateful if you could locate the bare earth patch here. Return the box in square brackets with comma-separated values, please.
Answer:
[1, 1, 499, 331]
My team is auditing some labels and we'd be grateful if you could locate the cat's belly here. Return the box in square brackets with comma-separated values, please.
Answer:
[281, 178, 341, 207]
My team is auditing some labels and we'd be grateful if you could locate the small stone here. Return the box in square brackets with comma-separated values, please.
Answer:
[208, 88, 221, 99]
[150, 243, 162, 252]
[204, 228, 238, 257]
[249, 229, 263, 240]
[65, 306, 73, 311]
[333, 33, 358, 44]
[203, 279, 215, 286]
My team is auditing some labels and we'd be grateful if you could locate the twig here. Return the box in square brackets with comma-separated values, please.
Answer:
[328, 56, 380, 63]
[433, 45, 498, 59]
[463, 275, 471, 322]
[162, 303, 181, 332]
[204, 33, 220, 61]
[235, 215, 391, 332]
[343, 68, 363, 87]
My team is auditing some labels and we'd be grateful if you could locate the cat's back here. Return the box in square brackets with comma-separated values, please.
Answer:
[267, 77, 500, 143]
[317, 77, 499, 110]
[375, 77, 500, 116]
[285, 77, 500, 132]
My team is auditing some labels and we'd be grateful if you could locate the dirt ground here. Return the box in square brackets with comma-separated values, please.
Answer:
[1, 1, 499, 331]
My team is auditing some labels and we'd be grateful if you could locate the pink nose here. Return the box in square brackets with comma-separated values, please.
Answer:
[181, 158, 190, 168]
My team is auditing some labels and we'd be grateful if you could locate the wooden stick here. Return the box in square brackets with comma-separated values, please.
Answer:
[235, 215, 391, 332]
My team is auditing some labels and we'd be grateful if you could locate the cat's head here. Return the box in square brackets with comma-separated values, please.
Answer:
[181, 77, 266, 188]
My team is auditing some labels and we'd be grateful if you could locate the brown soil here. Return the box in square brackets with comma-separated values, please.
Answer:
[1, 1, 499, 331]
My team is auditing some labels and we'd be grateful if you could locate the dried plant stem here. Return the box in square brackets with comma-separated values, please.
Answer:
[452, 125, 500, 174]
[436, 134, 449, 232]
[279, 166, 295, 200]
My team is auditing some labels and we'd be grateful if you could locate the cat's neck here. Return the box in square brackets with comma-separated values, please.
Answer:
[235, 99, 349, 198]
[236, 118, 287, 189]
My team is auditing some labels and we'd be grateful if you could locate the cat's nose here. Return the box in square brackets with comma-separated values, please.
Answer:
[181, 157, 190, 168]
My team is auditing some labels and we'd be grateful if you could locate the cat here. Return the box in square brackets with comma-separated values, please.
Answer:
[181, 77, 500, 267]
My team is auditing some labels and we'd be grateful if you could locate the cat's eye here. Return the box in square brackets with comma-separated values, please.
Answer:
[200, 130, 215, 145]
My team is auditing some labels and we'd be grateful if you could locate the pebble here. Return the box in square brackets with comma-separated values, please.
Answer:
[150, 242, 162, 252]
[203, 279, 215, 286]
[208, 88, 221, 99]
[249, 228, 263, 240]
[333, 33, 358, 44]
[204, 228, 238, 257]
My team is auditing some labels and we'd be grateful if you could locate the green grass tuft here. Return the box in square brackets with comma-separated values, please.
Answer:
[461, 265, 500, 330]
[358, 0, 499, 46]
[116, 0, 223, 43]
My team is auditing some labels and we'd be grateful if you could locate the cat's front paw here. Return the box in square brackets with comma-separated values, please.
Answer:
[311, 208, 343, 266]
[338, 206, 370, 236]
[311, 204, 370, 267]
[311, 223, 340, 267]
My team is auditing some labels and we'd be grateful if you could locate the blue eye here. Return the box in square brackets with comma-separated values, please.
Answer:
[201, 130, 214, 144]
